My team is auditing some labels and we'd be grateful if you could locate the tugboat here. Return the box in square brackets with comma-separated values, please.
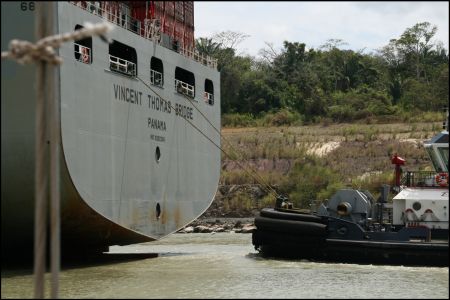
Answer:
[252, 113, 449, 267]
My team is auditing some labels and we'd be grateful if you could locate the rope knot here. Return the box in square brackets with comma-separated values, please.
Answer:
[1, 22, 113, 65]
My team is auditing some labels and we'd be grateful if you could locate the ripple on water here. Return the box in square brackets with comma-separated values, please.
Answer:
[1, 233, 448, 298]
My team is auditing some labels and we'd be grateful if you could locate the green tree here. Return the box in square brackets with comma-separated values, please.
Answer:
[320, 39, 349, 92]
[195, 37, 221, 57]
[378, 39, 407, 104]
[198, 21, 447, 122]
[395, 22, 438, 81]
[378, 22, 447, 110]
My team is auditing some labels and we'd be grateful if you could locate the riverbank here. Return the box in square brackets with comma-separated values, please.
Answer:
[177, 217, 256, 234]
[181, 120, 443, 233]
[207, 121, 443, 217]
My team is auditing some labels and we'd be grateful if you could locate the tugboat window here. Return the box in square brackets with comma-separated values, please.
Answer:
[438, 147, 449, 172]
[74, 25, 92, 64]
[412, 202, 421, 211]
[204, 79, 214, 105]
[109, 39, 137, 77]
[175, 67, 195, 98]
[425, 146, 443, 172]
[150, 57, 164, 87]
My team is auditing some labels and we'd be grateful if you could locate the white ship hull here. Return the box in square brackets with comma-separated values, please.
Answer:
[1, 2, 221, 255]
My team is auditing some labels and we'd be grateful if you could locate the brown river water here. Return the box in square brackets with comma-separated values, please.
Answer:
[1, 233, 448, 298]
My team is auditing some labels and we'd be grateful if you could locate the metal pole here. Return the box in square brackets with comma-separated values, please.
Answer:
[34, 2, 60, 298]
[47, 1, 60, 297]
[34, 2, 48, 298]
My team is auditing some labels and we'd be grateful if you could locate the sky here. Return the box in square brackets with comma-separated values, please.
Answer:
[194, 1, 449, 57]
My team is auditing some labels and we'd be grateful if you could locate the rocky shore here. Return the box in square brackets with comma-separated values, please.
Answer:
[177, 217, 256, 234]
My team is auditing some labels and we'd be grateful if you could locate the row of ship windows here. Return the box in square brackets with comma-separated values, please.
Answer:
[73, 25, 214, 105]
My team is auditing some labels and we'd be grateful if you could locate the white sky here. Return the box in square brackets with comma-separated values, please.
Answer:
[194, 1, 449, 57]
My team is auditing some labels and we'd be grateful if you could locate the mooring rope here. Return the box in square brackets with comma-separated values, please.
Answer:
[1, 21, 113, 65]
[136, 76, 280, 200]
[176, 86, 281, 199]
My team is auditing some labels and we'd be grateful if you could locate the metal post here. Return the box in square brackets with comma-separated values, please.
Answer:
[47, 1, 60, 297]
[34, 2, 60, 299]
[34, 3, 48, 298]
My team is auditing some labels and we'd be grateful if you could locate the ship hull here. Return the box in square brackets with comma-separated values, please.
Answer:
[1, 2, 221, 257]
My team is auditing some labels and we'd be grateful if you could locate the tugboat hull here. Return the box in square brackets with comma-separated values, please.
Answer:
[253, 208, 449, 267]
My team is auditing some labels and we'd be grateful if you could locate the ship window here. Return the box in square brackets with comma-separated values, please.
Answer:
[412, 202, 421, 211]
[175, 67, 195, 98]
[172, 39, 180, 52]
[204, 79, 214, 105]
[74, 25, 92, 64]
[438, 147, 449, 172]
[150, 57, 164, 87]
[109, 40, 137, 77]
[425, 146, 443, 172]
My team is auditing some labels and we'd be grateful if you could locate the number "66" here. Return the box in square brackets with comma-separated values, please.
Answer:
[21, 2, 35, 11]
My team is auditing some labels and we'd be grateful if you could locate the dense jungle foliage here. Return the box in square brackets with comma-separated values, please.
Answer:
[196, 22, 449, 126]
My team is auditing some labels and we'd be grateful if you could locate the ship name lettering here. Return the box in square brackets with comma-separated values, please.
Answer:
[175, 103, 193, 120]
[148, 94, 171, 114]
[148, 117, 167, 131]
[113, 84, 142, 106]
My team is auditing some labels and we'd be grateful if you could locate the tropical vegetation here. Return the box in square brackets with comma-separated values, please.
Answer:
[196, 22, 448, 210]
[196, 22, 448, 127]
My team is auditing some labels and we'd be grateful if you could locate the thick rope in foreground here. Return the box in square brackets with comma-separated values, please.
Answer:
[1, 22, 113, 65]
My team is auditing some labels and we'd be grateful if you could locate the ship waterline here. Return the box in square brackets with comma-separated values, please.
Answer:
[1, 1, 221, 255]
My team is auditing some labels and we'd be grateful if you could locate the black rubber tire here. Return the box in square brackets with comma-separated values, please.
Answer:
[254, 216, 326, 236]
[253, 228, 325, 254]
[260, 208, 325, 223]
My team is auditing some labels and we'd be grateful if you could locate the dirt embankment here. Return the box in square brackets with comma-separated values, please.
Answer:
[198, 122, 441, 221]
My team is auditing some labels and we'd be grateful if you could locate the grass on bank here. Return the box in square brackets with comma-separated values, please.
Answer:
[218, 115, 443, 210]
[221, 109, 446, 128]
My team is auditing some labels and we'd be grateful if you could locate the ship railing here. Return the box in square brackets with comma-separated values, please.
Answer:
[175, 79, 195, 98]
[150, 69, 163, 87]
[69, 1, 218, 70]
[74, 43, 91, 64]
[179, 47, 218, 69]
[204, 91, 214, 105]
[109, 55, 136, 77]
[77, 1, 141, 35]
[401, 171, 448, 188]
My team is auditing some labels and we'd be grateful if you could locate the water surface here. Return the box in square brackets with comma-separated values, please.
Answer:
[1, 233, 448, 298]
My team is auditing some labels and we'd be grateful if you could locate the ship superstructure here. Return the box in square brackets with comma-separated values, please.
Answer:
[391, 110, 449, 236]
[1, 1, 221, 256]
